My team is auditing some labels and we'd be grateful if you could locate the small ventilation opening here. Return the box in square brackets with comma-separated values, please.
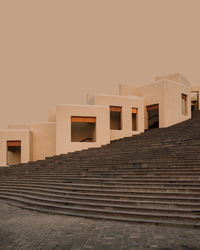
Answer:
[7, 141, 21, 165]
[71, 116, 96, 142]
[110, 106, 122, 130]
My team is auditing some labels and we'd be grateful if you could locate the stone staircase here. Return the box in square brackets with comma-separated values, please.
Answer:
[0, 111, 200, 228]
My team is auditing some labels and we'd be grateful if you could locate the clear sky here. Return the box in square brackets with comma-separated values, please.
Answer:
[1, 0, 200, 129]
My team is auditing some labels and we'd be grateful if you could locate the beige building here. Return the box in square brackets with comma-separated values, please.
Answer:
[0, 73, 199, 166]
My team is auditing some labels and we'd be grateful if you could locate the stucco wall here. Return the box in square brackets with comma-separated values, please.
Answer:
[137, 81, 166, 129]
[164, 80, 191, 127]
[8, 124, 30, 129]
[155, 73, 190, 87]
[56, 104, 110, 154]
[0, 129, 30, 166]
[29, 123, 56, 161]
[87, 94, 144, 140]
[8, 123, 56, 161]
[119, 84, 141, 97]
[119, 79, 192, 129]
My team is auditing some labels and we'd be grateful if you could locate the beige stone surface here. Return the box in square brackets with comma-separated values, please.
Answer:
[119, 84, 141, 97]
[8, 124, 30, 129]
[155, 73, 190, 87]
[56, 104, 110, 155]
[7, 123, 56, 161]
[87, 94, 144, 140]
[120, 76, 193, 129]
[163, 80, 191, 127]
[0, 129, 30, 166]
[29, 123, 56, 161]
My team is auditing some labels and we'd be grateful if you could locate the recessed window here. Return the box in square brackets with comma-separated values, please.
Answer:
[191, 91, 199, 112]
[7, 141, 21, 165]
[146, 104, 159, 129]
[110, 106, 122, 130]
[182, 94, 188, 115]
[132, 108, 138, 131]
[71, 116, 96, 142]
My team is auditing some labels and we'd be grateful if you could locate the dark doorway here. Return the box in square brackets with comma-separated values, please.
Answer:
[191, 91, 199, 112]
[7, 141, 21, 165]
[110, 106, 122, 130]
[147, 104, 159, 129]
[132, 108, 138, 131]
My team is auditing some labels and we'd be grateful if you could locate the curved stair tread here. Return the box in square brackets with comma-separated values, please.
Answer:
[0, 190, 200, 213]
[0, 195, 200, 221]
[1, 111, 200, 228]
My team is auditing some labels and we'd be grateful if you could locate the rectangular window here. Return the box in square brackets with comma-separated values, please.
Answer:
[110, 106, 122, 130]
[7, 141, 21, 165]
[71, 116, 96, 142]
[132, 108, 138, 131]
[182, 94, 188, 115]
[191, 91, 199, 111]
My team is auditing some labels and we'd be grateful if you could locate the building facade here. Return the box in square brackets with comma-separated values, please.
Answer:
[0, 73, 200, 166]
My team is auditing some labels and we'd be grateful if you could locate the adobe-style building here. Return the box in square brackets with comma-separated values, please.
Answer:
[0, 73, 200, 166]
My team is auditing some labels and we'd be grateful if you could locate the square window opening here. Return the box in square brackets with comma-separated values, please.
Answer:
[71, 117, 96, 142]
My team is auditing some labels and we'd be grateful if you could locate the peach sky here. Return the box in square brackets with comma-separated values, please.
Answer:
[1, 0, 200, 129]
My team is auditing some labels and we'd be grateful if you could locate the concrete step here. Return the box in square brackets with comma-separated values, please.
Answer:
[0, 188, 200, 203]
[1, 188, 200, 209]
[1, 185, 200, 198]
[0, 195, 199, 226]
[2, 199, 199, 228]
[1, 179, 200, 188]
[0, 190, 200, 215]
[1, 181, 200, 192]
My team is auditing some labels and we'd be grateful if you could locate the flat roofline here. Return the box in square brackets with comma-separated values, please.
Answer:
[8, 123, 29, 125]
[56, 104, 109, 108]
[121, 79, 191, 90]
[29, 122, 56, 125]
[137, 79, 191, 90]
[155, 73, 190, 84]
[191, 83, 200, 86]
[0, 129, 30, 132]
[89, 93, 144, 100]
[8, 122, 56, 126]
